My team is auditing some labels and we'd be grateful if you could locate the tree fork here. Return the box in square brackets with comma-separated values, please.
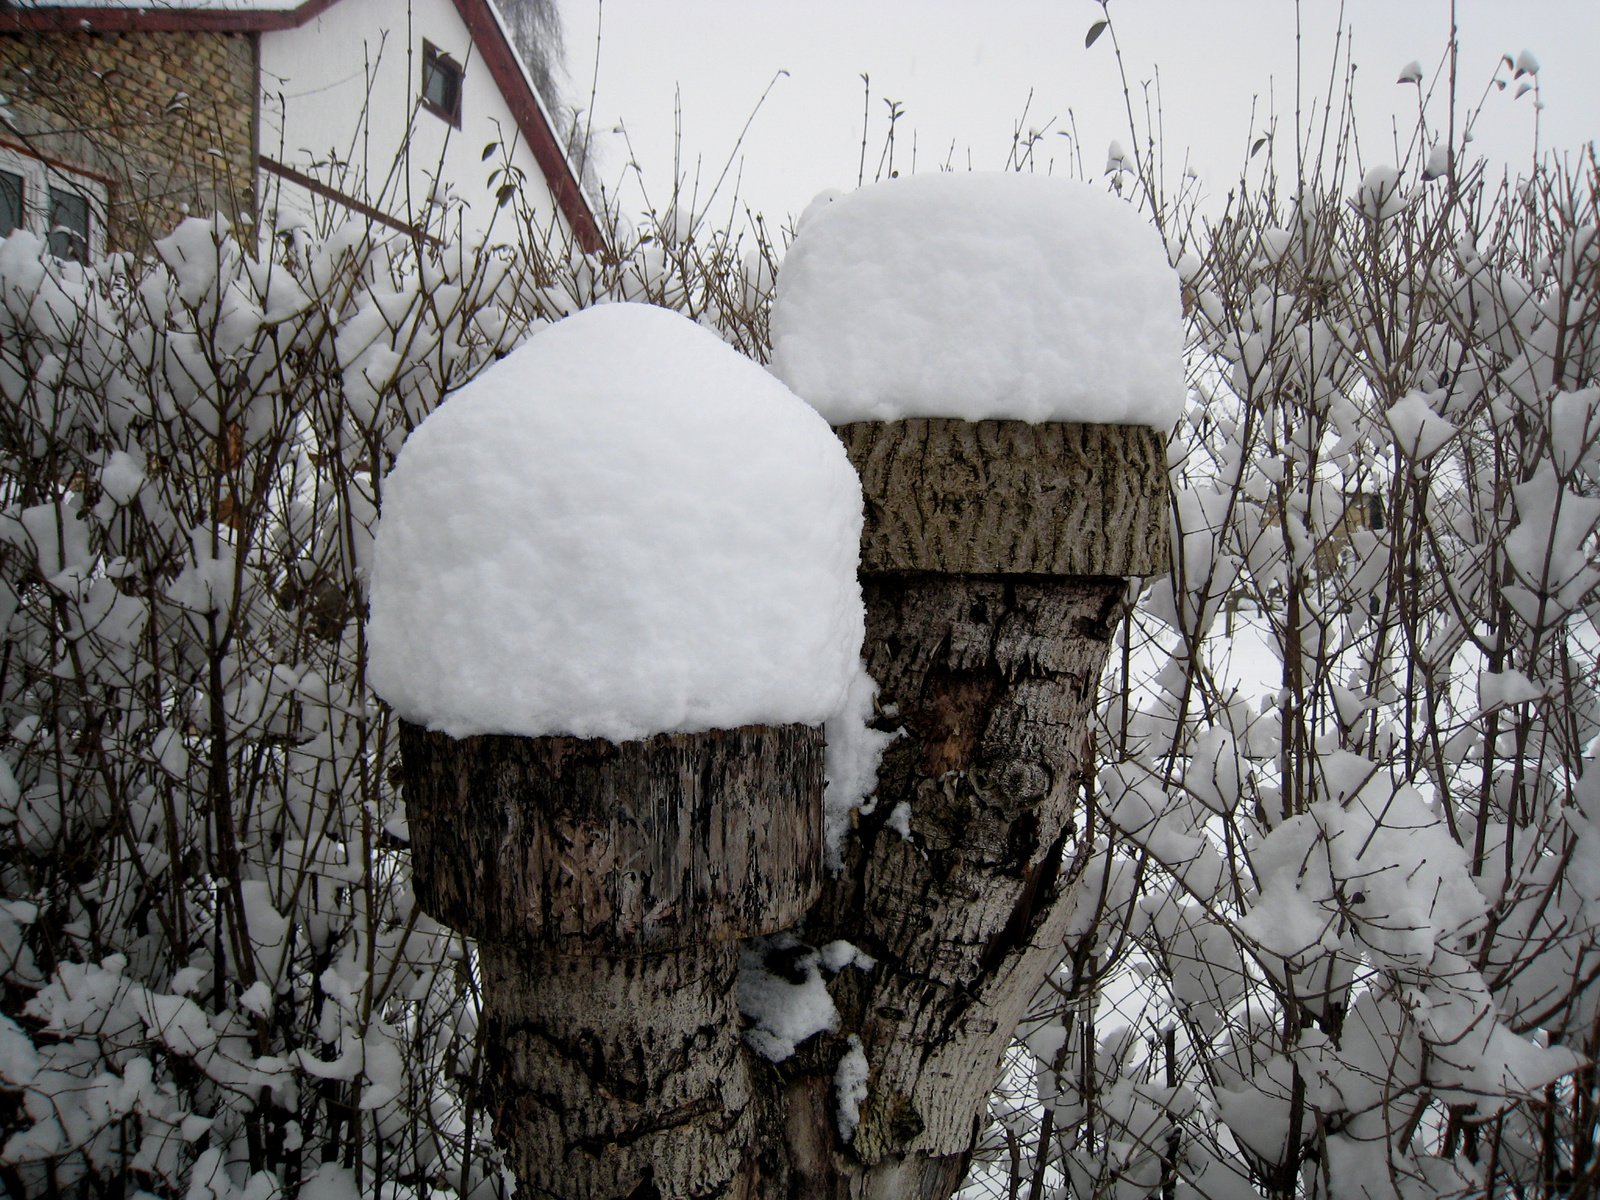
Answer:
[400, 418, 1167, 1199]
[752, 418, 1169, 1199]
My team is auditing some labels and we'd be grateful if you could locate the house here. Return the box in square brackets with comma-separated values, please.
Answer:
[0, 0, 602, 258]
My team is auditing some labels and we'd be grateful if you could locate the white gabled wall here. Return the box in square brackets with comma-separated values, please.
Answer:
[259, 0, 564, 240]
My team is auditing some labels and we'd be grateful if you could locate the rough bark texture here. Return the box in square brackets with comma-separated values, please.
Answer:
[744, 418, 1167, 1199]
[400, 723, 824, 1198]
[838, 419, 1168, 577]
[400, 721, 823, 954]
[754, 575, 1125, 1198]
[479, 939, 756, 1200]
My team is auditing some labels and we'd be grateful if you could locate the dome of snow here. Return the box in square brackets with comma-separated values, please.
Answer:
[769, 172, 1184, 427]
[367, 302, 865, 741]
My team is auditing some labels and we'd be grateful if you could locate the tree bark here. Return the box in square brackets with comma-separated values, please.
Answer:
[479, 940, 755, 1200]
[400, 723, 824, 1198]
[748, 419, 1168, 1199]
[843, 418, 1168, 577]
[401, 722, 823, 954]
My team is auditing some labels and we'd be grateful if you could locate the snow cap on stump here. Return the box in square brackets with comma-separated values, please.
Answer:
[769, 172, 1184, 426]
[368, 302, 865, 742]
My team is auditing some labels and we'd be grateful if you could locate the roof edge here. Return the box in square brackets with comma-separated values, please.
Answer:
[448, 0, 605, 254]
[0, 0, 342, 35]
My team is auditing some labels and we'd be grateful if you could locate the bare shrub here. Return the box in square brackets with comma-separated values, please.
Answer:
[971, 16, 1600, 1200]
[0, 105, 777, 1195]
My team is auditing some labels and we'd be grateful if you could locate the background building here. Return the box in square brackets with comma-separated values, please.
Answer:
[0, 0, 601, 256]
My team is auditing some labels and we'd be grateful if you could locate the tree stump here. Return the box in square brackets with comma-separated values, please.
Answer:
[753, 418, 1170, 1198]
[400, 721, 825, 1199]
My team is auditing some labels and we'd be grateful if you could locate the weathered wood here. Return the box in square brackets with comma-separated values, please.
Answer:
[850, 576, 1123, 1164]
[837, 418, 1169, 577]
[480, 939, 756, 1200]
[757, 576, 1123, 1197]
[745, 417, 1166, 1200]
[401, 721, 824, 955]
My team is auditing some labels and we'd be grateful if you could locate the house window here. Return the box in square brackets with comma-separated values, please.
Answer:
[0, 145, 107, 260]
[49, 186, 90, 263]
[0, 170, 23, 237]
[420, 42, 462, 127]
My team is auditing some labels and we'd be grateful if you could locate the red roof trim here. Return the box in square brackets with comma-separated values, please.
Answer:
[0, 132, 116, 188]
[0, 0, 341, 34]
[0, 0, 605, 251]
[447, 0, 603, 254]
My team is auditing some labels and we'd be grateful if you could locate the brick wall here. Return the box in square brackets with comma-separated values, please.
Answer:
[0, 30, 256, 252]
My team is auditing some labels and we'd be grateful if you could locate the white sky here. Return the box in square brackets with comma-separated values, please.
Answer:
[554, 0, 1600, 233]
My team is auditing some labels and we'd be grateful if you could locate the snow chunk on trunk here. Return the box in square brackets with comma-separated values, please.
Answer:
[368, 302, 865, 741]
[835, 1035, 869, 1142]
[738, 934, 839, 1062]
[769, 173, 1184, 427]
[822, 662, 896, 868]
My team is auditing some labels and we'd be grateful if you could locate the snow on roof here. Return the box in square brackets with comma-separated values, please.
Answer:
[19, 2, 306, 8]
[0, 2, 343, 33]
[367, 302, 865, 743]
[769, 173, 1185, 428]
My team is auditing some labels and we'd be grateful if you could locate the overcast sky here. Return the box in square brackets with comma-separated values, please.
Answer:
[552, 1, 1600, 232]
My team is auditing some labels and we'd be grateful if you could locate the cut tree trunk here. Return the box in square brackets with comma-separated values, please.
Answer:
[401, 723, 823, 955]
[400, 722, 824, 1199]
[746, 419, 1169, 1199]
[398, 417, 1167, 1200]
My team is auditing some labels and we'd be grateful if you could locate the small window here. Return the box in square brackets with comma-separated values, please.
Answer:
[0, 149, 105, 259]
[49, 186, 90, 262]
[420, 42, 462, 127]
[0, 171, 23, 238]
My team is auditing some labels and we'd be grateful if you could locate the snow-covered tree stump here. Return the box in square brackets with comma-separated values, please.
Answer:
[400, 720, 824, 1199]
[751, 172, 1182, 1199]
[752, 417, 1169, 1198]
[368, 302, 865, 1200]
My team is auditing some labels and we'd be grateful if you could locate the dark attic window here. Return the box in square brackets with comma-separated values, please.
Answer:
[421, 42, 463, 127]
[0, 170, 22, 238]
[49, 186, 89, 263]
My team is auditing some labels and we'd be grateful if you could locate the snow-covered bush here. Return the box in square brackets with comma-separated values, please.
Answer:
[0, 150, 778, 1196]
[0, 202, 527, 1198]
[983, 22, 1600, 1200]
[1, 15, 1594, 1200]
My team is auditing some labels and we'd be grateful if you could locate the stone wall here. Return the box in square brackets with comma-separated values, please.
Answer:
[0, 30, 256, 251]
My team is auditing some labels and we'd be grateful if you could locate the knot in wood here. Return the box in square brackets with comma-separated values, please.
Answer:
[997, 757, 1050, 805]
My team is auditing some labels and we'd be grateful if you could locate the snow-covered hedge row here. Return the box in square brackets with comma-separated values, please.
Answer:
[0, 208, 525, 1200]
[0, 55, 1595, 1200]
[987, 88, 1600, 1200]
[0, 161, 785, 1197]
